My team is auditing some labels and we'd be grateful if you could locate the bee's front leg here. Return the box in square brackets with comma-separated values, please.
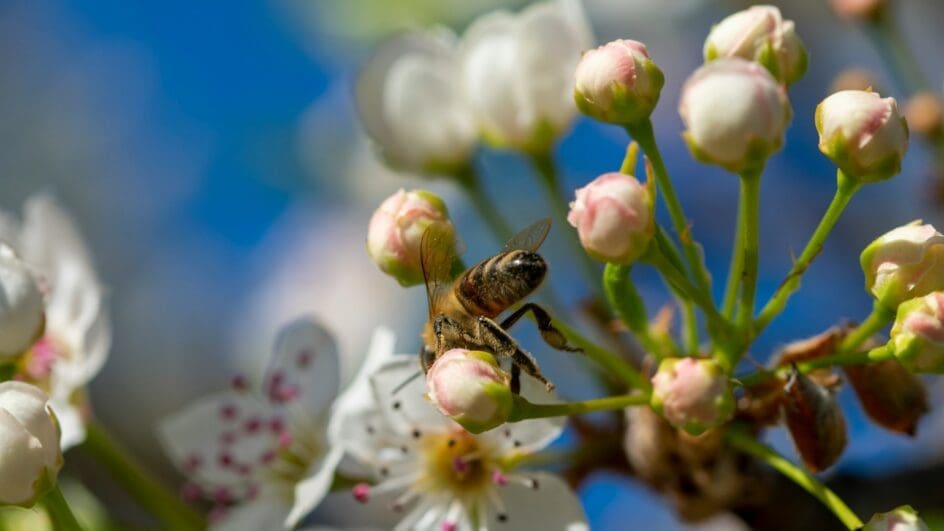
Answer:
[476, 317, 553, 392]
[500, 303, 582, 353]
[433, 314, 477, 357]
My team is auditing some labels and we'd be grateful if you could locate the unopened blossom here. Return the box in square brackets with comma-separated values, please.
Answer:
[573, 39, 664, 125]
[816, 90, 908, 182]
[0, 245, 44, 359]
[159, 319, 373, 529]
[334, 354, 588, 530]
[680, 58, 791, 173]
[830, 0, 886, 21]
[460, 0, 594, 152]
[0, 196, 110, 450]
[844, 358, 928, 436]
[649, 357, 734, 436]
[0, 381, 63, 506]
[890, 292, 944, 373]
[782, 368, 847, 472]
[703, 5, 807, 85]
[862, 506, 930, 531]
[567, 172, 654, 264]
[860, 222, 944, 310]
[426, 349, 513, 434]
[356, 28, 476, 175]
[366, 189, 453, 287]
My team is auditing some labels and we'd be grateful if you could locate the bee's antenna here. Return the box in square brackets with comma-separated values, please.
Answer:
[391, 370, 423, 395]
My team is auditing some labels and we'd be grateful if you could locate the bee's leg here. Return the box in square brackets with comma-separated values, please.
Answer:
[433, 314, 478, 356]
[420, 346, 437, 373]
[510, 363, 521, 395]
[499, 303, 582, 353]
[476, 317, 554, 391]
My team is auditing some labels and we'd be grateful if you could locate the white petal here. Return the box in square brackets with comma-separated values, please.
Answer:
[158, 392, 278, 488]
[492, 472, 587, 531]
[482, 373, 564, 454]
[285, 447, 344, 527]
[211, 494, 291, 531]
[49, 396, 85, 451]
[50, 286, 110, 390]
[264, 318, 340, 415]
[329, 326, 396, 443]
[0, 408, 47, 505]
[0, 382, 59, 461]
[370, 357, 451, 434]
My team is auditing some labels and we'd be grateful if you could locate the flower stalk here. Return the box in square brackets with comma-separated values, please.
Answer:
[509, 393, 648, 421]
[42, 483, 83, 531]
[603, 263, 670, 359]
[549, 316, 650, 392]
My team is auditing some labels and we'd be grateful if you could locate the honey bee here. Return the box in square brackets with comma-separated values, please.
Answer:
[419, 218, 580, 394]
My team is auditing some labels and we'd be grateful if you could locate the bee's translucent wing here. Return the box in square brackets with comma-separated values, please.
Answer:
[502, 217, 552, 252]
[420, 221, 459, 318]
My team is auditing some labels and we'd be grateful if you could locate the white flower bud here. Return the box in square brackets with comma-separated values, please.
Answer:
[0, 381, 62, 506]
[890, 292, 944, 373]
[426, 349, 513, 434]
[704, 5, 808, 85]
[0, 245, 44, 359]
[574, 39, 664, 125]
[650, 357, 734, 436]
[862, 506, 930, 531]
[860, 222, 944, 310]
[567, 172, 654, 264]
[367, 189, 453, 287]
[679, 58, 791, 173]
[816, 90, 908, 182]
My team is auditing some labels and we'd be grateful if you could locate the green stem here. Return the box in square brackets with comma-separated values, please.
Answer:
[0, 362, 15, 382]
[654, 228, 699, 352]
[721, 191, 746, 319]
[528, 151, 603, 296]
[509, 393, 649, 421]
[42, 484, 83, 531]
[81, 421, 204, 530]
[549, 317, 650, 392]
[626, 120, 714, 301]
[754, 171, 861, 334]
[726, 428, 864, 530]
[735, 171, 762, 332]
[454, 166, 515, 243]
[603, 263, 668, 358]
[840, 301, 896, 353]
[737, 344, 893, 387]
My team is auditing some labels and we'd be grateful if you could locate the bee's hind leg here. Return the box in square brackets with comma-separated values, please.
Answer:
[477, 316, 553, 392]
[500, 303, 582, 353]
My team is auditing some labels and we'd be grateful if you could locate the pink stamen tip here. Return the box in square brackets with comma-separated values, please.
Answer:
[219, 403, 238, 421]
[230, 374, 249, 391]
[183, 454, 202, 472]
[296, 350, 312, 368]
[213, 487, 232, 505]
[244, 417, 262, 433]
[492, 470, 508, 486]
[269, 418, 285, 433]
[218, 452, 234, 468]
[278, 431, 293, 449]
[273, 384, 300, 403]
[259, 450, 276, 464]
[352, 483, 371, 503]
[442, 522, 457, 531]
[237, 463, 252, 476]
[452, 457, 469, 475]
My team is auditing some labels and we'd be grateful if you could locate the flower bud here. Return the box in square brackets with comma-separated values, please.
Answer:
[0, 381, 63, 506]
[567, 172, 654, 264]
[782, 368, 847, 472]
[890, 292, 944, 373]
[425, 349, 513, 434]
[863, 506, 930, 531]
[679, 58, 791, 173]
[0, 245, 44, 359]
[367, 189, 453, 287]
[816, 90, 908, 182]
[904, 92, 944, 139]
[650, 357, 734, 436]
[844, 359, 928, 435]
[573, 39, 665, 125]
[860, 222, 944, 309]
[703, 5, 807, 85]
[830, 0, 887, 21]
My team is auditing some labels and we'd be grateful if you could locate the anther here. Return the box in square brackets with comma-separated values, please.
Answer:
[352, 483, 370, 503]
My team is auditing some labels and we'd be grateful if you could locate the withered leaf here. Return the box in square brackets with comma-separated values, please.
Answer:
[782, 367, 848, 472]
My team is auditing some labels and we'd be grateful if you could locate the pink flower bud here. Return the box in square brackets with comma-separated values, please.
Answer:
[425, 349, 513, 434]
[366, 189, 452, 287]
[891, 292, 944, 373]
[679, 58, 791, 173]
[574, 39, 664, 125]
[0, 245, 44, 359]
[830, 0, 886, 21]
[860, 222, 944, 309]
[567, 172, 654, 264]
[0, 382, 63, 506]
[816, 90, 908, 182]
[649, 357, 734, 436]
[863, 506, 930, 531]
[704, 5, 807, 85]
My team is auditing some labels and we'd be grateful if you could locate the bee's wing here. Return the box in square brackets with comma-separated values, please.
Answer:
[502, 217, 552, 252]
[420, 221, 459, 317]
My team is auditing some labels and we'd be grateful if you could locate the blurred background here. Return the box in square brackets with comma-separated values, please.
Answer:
[1, 0, 943, 529]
